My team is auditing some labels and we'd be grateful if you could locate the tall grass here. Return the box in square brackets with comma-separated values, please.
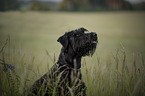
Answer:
[0, 38, 144, 96]
[82, 46, 144, 96]
[0, 37, 42, 96]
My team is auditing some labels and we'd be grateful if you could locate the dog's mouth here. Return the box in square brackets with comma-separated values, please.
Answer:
[87, 41, 97, 56]
[92, 41, 97, 44]
[76, 41, 97, 57]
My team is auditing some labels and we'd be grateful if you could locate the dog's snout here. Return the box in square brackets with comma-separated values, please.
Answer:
[90, 32, 97, 41]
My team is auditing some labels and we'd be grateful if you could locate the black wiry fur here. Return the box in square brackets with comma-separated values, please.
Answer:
[29, 27, 98, 96]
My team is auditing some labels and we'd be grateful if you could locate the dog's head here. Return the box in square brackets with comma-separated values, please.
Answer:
[57, 27, 98, 57]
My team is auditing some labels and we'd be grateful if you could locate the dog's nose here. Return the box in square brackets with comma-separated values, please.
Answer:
[90, 32, 97, 41]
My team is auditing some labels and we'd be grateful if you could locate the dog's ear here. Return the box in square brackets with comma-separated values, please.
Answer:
[78, 27, 88, 32]
[57, 33, 69, 52]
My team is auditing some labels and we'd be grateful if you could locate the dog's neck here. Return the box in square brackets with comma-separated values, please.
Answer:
[57, 48, 82, 69]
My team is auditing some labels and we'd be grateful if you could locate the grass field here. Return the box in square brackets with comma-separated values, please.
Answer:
[0, 11, 145, 96]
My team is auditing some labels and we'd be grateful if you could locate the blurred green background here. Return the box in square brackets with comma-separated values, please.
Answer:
[0, 0, 145, 96]
[0, 11, 145, 58]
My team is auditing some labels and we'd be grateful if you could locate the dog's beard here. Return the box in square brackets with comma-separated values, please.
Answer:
[75, 41, 97, 57]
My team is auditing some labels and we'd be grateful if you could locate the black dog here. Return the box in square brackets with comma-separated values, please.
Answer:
[29, 28, 98, 96]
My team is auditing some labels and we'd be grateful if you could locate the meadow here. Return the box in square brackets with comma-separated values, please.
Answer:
[0, 11, 145, 96]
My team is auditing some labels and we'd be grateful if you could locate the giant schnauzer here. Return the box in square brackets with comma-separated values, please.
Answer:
[29, 27, 98, 96]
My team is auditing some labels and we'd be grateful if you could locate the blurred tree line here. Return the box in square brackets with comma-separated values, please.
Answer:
[0, 0, 51, 11]
[132, 2, 145, 10]
[0, 0, 19, 11]
[57, 0, 133, 11]
[30, 1, 50, 11]
[0, 0, 145, 11]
